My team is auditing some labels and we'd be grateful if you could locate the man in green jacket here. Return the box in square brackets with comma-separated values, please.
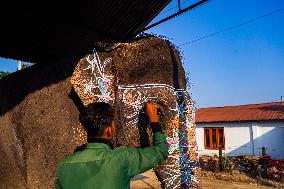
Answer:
[55, 101, 169, 189]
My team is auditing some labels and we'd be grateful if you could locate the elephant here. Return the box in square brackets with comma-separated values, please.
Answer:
[0, 36, 200, 188]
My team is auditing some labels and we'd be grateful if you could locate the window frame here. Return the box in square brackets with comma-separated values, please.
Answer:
[204, 127, 225, 150]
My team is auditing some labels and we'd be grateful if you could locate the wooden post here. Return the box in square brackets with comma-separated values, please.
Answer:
[18, 60, 23, 70]
[261, 146, 267, 156]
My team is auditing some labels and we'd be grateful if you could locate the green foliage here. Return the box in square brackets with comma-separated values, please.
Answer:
[219, 156, 233, 172]
[200, 154, 233, 173]
[0, 71, 10, 80]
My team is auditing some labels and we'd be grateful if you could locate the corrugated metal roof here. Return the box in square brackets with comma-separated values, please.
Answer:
[0, 0, 170, 63]
[196, 102, 284, 123]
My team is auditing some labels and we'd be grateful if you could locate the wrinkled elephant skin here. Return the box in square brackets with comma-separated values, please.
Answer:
[0, 36, 200, 189]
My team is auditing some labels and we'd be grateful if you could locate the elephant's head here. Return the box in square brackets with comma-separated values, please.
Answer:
[71, 36, 200, 188]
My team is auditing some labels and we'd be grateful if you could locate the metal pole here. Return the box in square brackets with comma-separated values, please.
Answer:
[141, 0, 209, 32]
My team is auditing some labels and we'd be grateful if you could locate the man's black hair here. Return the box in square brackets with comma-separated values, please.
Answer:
[79, 102, 114, 138]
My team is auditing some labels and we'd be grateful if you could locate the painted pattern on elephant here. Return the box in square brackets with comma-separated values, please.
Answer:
[71, 40, 200, 188]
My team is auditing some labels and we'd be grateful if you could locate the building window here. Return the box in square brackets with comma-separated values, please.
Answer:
[204, 127, 225, 150]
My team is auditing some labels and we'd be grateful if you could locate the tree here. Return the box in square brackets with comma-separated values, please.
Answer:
[0, 71, 10, 80]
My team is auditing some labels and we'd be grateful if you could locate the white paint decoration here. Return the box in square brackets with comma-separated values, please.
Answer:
[83, 49, 114, 102]
[80, 48, 199, 188]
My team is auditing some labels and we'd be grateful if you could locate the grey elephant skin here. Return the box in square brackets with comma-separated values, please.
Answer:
[0, 36, 200, 189]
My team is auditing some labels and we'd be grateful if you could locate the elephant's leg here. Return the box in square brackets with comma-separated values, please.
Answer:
[175, 91, 200, 188]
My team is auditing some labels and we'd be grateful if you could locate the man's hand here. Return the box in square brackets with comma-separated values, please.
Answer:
[146, 101, 158, 123]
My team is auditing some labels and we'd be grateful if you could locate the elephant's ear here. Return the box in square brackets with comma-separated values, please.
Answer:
[70, 49, 116, 106]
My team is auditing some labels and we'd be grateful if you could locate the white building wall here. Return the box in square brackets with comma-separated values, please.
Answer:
[252, 121, 284, 159]
[196, 121, 284, 159]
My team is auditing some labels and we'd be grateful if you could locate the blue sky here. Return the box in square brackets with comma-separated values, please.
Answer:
[0, 0, 283, 108]
[148, 0, 284, 107]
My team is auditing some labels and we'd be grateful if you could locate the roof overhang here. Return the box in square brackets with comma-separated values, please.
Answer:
[0, 0, 171, 63]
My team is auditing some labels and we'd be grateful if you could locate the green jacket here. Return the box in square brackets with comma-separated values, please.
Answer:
[55, 132, 168, 189]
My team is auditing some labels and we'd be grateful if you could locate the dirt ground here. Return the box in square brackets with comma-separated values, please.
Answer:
[201, 178, 275, 189]
[130, 170, 278, 189]
[130, 169, 162, 189]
